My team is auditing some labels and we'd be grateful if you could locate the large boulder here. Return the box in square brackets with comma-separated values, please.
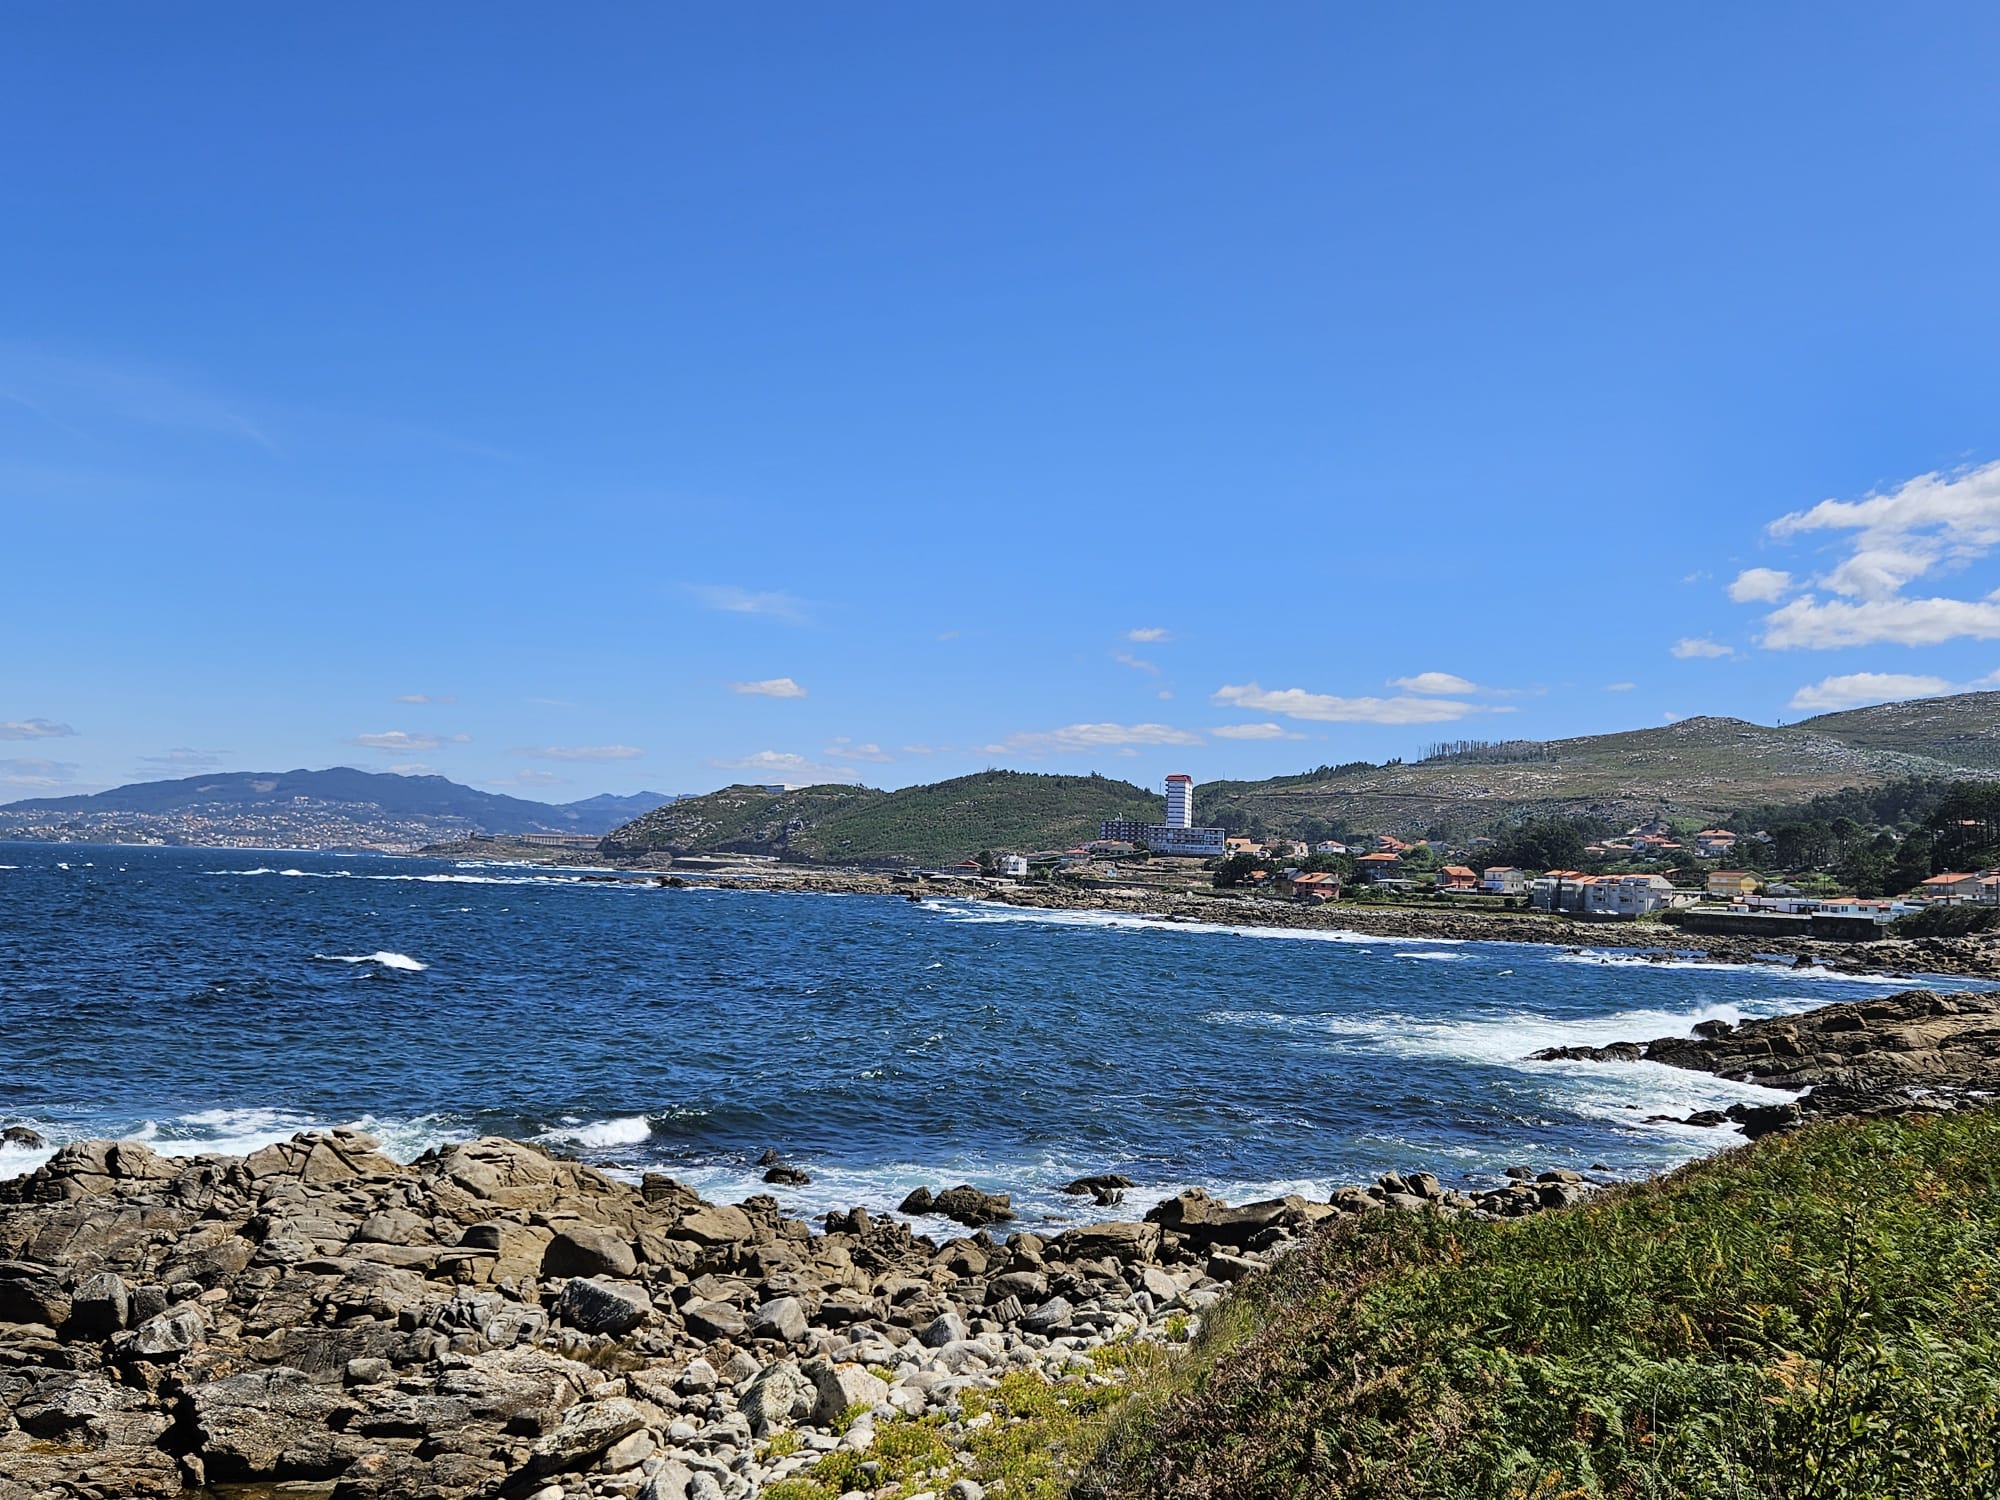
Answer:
[189, 1366, 364, 1480]
[1055, 1220, 1161, 1264]
[526, 1396, 651, 1475]
[541, 1222, 639, 1279]
[554, 1275, 653, 1335]
[742, 1360, 817, 1434]
[1144, 1189, 1307, 1248]
[804, 1357, 889, 1425]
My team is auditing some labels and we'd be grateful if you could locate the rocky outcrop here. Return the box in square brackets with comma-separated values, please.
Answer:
[1534, 988, 2000, 1135]
[0, 1132, 1598, 1499]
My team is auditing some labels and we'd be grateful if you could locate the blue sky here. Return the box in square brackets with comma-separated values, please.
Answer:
[5, 5, 2000, 800]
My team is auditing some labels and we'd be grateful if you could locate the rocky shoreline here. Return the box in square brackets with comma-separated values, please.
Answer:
[0, 1136, 1598, 1500]
[1535, 987, 2000, 1136]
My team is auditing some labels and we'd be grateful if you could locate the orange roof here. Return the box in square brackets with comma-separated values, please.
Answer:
[1921, 872, 1977, 884]
[1356, 852, 1401, 863]
[1293, 871, 1339, 885]
[1440, 865, 1477, 877]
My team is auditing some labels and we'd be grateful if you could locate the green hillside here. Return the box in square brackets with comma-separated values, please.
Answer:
[604, 771, 1161, 866]
[1090, 1107, 2000, 1500]
[1196, 692, 2000, 839]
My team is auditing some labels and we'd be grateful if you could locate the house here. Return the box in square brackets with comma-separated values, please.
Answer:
[1706, 871, 1760, 900]
[1436, 865, 1478, 892]
[1917, 872, 1984, 903]
[1628, 816, 1673, 839]
[1225, 836, 1265, 857]
[948, 858, 984, 877]
[1480, 866, 1527, 896]
[1058, 847, 1092, 868]
[1356, 852, 1403, 884]
[1580, 873, 1677, 917]
[1694, 829, 1738, 858]
[1374, 835, 1412, 854]
[997, 853, 1029, 879]
[1290, 870, 1342, 903]
[1815, 898, 1914, 924]
[1529, 870, 1589, 912]
[1313, 840, 1349, 856]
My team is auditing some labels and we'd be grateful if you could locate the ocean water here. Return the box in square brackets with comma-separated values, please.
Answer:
[0, 843, 1960, 1230]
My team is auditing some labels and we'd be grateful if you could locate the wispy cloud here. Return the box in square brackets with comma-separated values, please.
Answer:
[1211, 682, 1479, 725]
[1745, 461, 2000, 649]
[1113, 651, 1160, 675]
[709, 750, 863, 786]
[986, 722, 1204, 756]
[488, 768, 563, 786]
[1788, 671, 1956, 713]
[1670, 637, 1736, 660]
[0, 757, 78, 788]
[137, 748, 226, 771]
[1604, 681, 1637, 692]
[393, 693, 458, 705]
[686, 584, 812, 624]
[387, 763, 435, 776]
[1727, 568, 1793, 603]
[0, 344, 277, 451]
[351, 730, 472, 753]
[0, 719, 76, 740]
[513, 744, 644, 761]
[1388, 672, 1479, 696]
[825, 737, 894, 763]
[1126, 627, 1172, 643]
[731, 677, 807, 698]
[1210, 722, 1306, 740]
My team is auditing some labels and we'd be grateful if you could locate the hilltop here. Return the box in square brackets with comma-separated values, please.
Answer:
[604, 771, 1161, 867]
[1197, 690, 2000, 839]
[0, 768, 676, 850]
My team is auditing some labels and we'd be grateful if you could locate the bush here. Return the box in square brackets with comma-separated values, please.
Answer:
[1892, 904, 2000, 938]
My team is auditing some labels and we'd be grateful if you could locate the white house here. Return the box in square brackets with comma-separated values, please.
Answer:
[998, 853, 1029, 879]
[1580, 873, 1677, 917]
[1479, 866, 1527, 896]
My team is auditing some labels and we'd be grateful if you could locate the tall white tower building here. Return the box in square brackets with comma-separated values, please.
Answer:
[1164, 774, 1194, 830]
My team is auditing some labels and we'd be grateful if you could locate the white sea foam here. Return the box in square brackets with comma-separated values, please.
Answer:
[924, 899, 1463, 945]
[1397, 951, 1466, 961]
[314, 951, 429, 971]
[1548, 950, 1915, 983]
[545, 1115, 654, 1148]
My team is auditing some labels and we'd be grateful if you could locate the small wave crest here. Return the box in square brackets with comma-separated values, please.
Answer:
[314, 951, 429, 971]
[543, 1115, 654, 1148]
[924, 899, 1462, 946]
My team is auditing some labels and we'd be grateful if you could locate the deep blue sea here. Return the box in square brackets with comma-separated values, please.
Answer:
[0, 843, 1964, 1228]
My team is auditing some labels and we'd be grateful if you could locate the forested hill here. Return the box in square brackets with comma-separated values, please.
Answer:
[604, 771, 1161, 867]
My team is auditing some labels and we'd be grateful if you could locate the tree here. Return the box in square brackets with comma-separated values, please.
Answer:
[1926, 784, 2000, 872]
[1890, 830, 1936, 895]
[1212, 853, 1264, 889]
[1486, 816, 1592, 872]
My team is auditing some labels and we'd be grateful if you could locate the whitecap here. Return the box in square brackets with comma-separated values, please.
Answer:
[544, 1115, 653, 1148]
[924, 899, 1463, 945]
[1548, 951, 1915, 984]
[314, 951, 429, 971]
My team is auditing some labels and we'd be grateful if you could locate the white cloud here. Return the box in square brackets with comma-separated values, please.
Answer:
[731, 677, 807, 698]
[825, 737, 894, 763]
[709, 750, 863, 786]
[1211, 682, 1478, 725]
[1759, 593, 2000, 650]
[0, 719, 75, 739]
[1157, 689, 1174, 700]
[388, 763, 436, 776]
[1126, 627, 1171, 642]
[1662, 711, 1686, 723]
[687, 584, 811, 623]
[392, 693, 457, 705]
[1727, 568, 1793, 603]
[1787, 672, 1956, 713]
[1210, 722, 1306, 740]
[900, 743, 936, 755]
[351, 730, 472, 752]
[1113, 652, 1159, 675]
[1671, 637, 1736, 659]
[1604, 682, 1637, 692]
[0, 757, 77, 787]
[1741, 461, 2000, 649]
[513, 745, 644, 761]
[1388, 671, 1479, 696]
[987, 722, 1204, 756]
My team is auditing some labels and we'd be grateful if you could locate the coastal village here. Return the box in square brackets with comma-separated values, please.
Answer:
[901, 773, 2000, 945]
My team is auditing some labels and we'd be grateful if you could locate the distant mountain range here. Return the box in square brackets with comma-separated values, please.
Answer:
[0, 768, 678, 849]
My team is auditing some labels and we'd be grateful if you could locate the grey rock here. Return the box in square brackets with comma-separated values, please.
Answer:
[542, 1222, 640, 1279]
[750, 1295, 809, 1343]
[742, 1360, 817, 1435]
[676, 1357, 719, 1394]
[919, 1310, 969, 1348]
[188, 1366, 361, 1480]
[639, 1459, 694, 1500]
[948, 1482, 987, 1500]
[527, 1395, 650, 1475]
[683, 1299, 747, 1341]
[1019, 1296, 1075, 1334]
[603, 1427, 656, 1470]
[66, 1270, 130, 1338]
[121, 1301, 207, 1359]
[805, 1357, 890, 1426]
[555, 1275, 654, 1335]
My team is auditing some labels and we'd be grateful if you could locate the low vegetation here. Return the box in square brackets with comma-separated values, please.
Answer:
[1080, 1107, 2000, 1499]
